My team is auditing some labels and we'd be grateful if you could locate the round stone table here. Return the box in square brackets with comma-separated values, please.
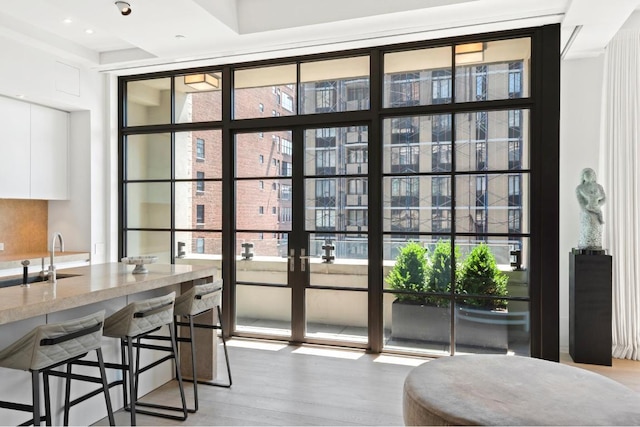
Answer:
[403, 355, 640, 426]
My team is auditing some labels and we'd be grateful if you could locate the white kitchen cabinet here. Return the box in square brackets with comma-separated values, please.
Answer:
[30, 104, 69, 200]
[0, 97, 31, 198]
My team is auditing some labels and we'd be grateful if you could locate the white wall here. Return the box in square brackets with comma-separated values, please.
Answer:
[559, 55, 605, 352]
[0, 33, 117, 265]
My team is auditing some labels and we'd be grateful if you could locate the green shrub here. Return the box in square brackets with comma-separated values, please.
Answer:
[386, 242, 429, 303]
[457, 243, 508, 309]
[425, 240, 459, 306]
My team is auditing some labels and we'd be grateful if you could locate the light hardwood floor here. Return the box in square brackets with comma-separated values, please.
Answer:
[96, 339, 640, 426]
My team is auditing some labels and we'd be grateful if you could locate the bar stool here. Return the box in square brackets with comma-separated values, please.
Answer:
[172, 280, 232, 413]
[0, 311, 114, 426]
[66, 292, 187, 426]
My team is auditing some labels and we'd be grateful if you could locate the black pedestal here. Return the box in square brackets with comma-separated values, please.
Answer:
[569, 252, 612, 366]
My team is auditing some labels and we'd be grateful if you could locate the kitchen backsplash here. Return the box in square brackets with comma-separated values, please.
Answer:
[0, 200, 47, 254]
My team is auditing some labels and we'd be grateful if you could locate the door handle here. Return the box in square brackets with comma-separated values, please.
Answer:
[287, 249, 296, 272]
[300, 249, 310, 272]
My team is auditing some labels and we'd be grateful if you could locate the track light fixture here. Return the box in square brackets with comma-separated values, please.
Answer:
[115, 1, 132, 16]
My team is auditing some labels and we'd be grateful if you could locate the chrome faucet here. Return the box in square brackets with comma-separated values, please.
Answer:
[48, 232, 65, 283]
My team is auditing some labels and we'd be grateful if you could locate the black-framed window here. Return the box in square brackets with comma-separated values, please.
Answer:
[196, 205, 205, 224]
[196, 138, 205, 160]
[119, 25, 560, 361]
[196, 171, 205, 192]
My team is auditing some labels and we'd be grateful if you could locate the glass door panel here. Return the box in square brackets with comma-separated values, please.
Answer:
[303, 126, 369, 345]
[234, 131, 293, 338]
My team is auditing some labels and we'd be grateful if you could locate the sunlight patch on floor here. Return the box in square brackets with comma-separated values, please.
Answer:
[226, 338, 288, 351]
[373, 354, 428, 366]
[292, 346, 364, 360]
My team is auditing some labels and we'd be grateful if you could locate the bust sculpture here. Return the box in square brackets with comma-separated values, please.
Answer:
[576, 168, 606, 249]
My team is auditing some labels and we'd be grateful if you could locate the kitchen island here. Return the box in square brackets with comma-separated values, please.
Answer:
[0, 262, 218, 426]
[0, 262, 216, 324]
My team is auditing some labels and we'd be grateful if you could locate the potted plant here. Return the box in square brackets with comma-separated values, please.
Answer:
[456, 243, 509, 349]
[388, 241, 454, 343]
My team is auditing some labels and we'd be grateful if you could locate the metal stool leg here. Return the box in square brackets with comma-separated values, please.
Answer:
[96, 348, 115, 426]
[127, 338, 136, 426]
[169, 324, 188, 420]
[31, 371, 41, 426]
[63, 363, 72, 426]
[43, 371, 51, 426]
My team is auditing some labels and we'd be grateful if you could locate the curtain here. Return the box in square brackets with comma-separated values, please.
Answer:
[600, 29, 640, 359]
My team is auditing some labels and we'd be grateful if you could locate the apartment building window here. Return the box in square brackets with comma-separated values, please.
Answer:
[259, 154, 264, 164]
[196, 138, 205, 160]
[196, 171, 205, 193]
[431, 209, 451, 232]
[476, 176, 487, 207]
[281, 138, 292, 156]
[391, 177, 419, 207]
[280, 207, 292, 222]
[315, 81, 337, 113]
[316, 149, 336, 175]
[316, 179, 336, 206]
[259, 180, 264, 190]
[431, 176, 451, 207]
[196, 205, 205, 225]
[347, 210, 368, 227]
[476, 141, 487, 170]
[508, 208, 522, 233]
[432, 69, 452, 104]
[259, 206, 264, 215]
[508, 175, 521, 206]
[391, 209, 419, 232]
[508, 110, 523, 169]
[282, 161, 292, 176]
[272, 206, 277, 215]
[475, 209, 487, 235]
[281, 92, 294, 112]
[347, 147, 368, 164]
[347, 178, 368, 195]
[281, 184, 291, 200]
[196, 238, 205, 254]
[388, 72, 420, 107]
[316, 209, 336, 230]
[259, 103, 264, 112]
[475, 65, 488, 101]
[508, 62, 523, 98]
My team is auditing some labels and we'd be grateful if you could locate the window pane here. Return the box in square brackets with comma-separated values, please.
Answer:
[308, 233, 368, 262]
[454, 173, 529, 234]
[175, 129, 222, 179]
[305, 178, 368, 232]
[236, 179, 292, 233]
[455, 38, 530, 102]
[126, 133, 171, 180]
[306, 288, 367, 343]
[126, 230, 171, 263]
[174, 73, 222, 123]
[236, 232, 289, 266]
[304, 126, 368, 176]
[455, 110, 529, 171]
[383, 176, 452, 233]
[236, 131, 293, 178]
[175, 181, 221, 230]
[300, 56, 370, 114]
[126, 78, 171, 126]
[175, 231, 222, 259]
[383, 47, 452, 107]
[234, 64, 297, 119]
[126, 182, 170, 229]
[236, 284, 291, 337]
[383, 115, 452, 173]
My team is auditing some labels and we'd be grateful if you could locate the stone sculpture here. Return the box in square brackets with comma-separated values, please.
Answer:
[576, 168, 606, 249]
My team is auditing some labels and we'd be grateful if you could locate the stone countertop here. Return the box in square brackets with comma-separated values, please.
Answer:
[0, 262, 216, 325]
[0, 251, 90, 271]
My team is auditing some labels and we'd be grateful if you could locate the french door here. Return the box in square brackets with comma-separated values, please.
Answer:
[234, 125, 370, 347]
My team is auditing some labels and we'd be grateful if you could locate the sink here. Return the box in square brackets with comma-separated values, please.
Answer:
[0, 273, 80, 289]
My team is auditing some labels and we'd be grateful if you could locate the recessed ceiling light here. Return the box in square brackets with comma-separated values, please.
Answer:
[175, 34, 186, 39]
[63, 18, 72, 24]
[16, 95, 25, 99]
[85, 29, 94, 34]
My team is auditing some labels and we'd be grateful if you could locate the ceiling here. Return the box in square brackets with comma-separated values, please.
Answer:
[1, 0, 639, 75]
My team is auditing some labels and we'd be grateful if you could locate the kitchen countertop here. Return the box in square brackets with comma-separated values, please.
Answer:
[0, 251, 90, 271]
[0, 262, 216, 325]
